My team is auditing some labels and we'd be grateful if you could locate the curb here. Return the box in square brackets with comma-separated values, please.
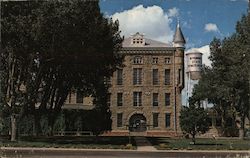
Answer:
[1, 147, 250, 153]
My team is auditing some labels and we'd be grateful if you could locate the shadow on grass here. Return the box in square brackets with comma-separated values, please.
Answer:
[3, 136, 136, 146]
[193, 143, 223, 146]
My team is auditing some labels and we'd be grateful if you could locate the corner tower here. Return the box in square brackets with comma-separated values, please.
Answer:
[172, 22, 186, 134]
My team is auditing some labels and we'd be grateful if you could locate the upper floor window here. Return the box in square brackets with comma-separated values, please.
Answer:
[117, 69, 123, 85]
[76, 91, 83, 103]
[165, 93, 170, 106]
[152, 93, 158, 106]
[153, 69, 159, 85]
[133, 56, 143, 64]
[133, 92, 142, 106]
[165, 69, 171, 85]
[165, 57, 171, 64]
[152, 57, 158, 64]
[117, 93, 123, 106]
[133, 68, 142, 85]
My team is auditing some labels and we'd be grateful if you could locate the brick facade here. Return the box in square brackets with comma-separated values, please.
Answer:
[108, 32, 185, 137]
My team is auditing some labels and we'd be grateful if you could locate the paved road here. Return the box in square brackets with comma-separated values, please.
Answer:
[1, 148, 250, 158]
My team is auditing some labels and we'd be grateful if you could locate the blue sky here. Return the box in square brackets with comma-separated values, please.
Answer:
[100, 0, 248, 49]
[100, 0, 248, 105]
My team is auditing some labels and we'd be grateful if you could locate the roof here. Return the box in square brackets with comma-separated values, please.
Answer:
[122, 37, 172, 48]
[173, 24, 186, 44]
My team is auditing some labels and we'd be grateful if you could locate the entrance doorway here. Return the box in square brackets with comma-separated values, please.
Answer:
[129, 114, 147, 132]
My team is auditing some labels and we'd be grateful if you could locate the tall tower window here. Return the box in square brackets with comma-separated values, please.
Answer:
[133, 92, 142, 106]
[153, 69, 159, 85]
[178, 69, 182, 84]
[152, 93, 158, 106]
[117, 93, 123, 106]
[133, 68, 142, 85]
[165, 69, 171, 85]
[117, 69, 123, 85]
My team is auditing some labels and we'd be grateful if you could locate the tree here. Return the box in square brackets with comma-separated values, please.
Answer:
[190, 4, 250, 139]
[180, 105, 210, 144]
[1, 0, 123, 140]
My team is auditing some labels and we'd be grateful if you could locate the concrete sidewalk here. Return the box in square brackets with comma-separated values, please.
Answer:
[1, 146, 250, 153]
[134, 136, 157, 151]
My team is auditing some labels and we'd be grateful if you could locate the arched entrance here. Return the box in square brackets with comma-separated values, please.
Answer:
[129, 114, 147, 132]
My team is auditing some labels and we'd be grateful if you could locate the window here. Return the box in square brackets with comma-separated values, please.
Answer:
[152, 93, 158, 106]
[133, 68, 142, 85]
[165, 113, 171, 127]
[117, 69, 123, 85]
[152, 69, 159, 85]
[178, 69, 182, 84]
[133, 56, 143, 64]
[117, 93, 123, 106]
[152, 57, 158, 64]
[165, 69, 170, 85]
[165, 93, 170, 106]
[165, 57, 171, 64]
[117, 113, 123, 127]
[133, 92, 142, 106]
[153, 113, 159, 127]
[76, 91, 83, 103]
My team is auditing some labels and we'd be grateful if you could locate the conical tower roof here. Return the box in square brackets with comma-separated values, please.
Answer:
[173, 23, 186, 44]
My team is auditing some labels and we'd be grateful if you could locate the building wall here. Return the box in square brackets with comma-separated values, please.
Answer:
[109, 47, 184, 136]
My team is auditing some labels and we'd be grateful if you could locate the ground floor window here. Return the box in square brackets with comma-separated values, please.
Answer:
[117, 113, 123, 127]
[165, 113, 171, 127]
[153, 113, 159, 127]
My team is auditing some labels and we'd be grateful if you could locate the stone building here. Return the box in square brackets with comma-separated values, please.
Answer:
[63, 24, 186, 137]
[108, 24, 186, 136]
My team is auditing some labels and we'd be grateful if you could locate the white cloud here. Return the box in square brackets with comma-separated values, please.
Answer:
[204, 23, 219, 32]
[186, 45, 211, 67]
[168, 7, 179, 17]
[111, 5, 174, 43]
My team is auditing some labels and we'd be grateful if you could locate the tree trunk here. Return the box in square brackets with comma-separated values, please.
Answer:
[192, 134, 196, 144]
[10, 114, 17, 141]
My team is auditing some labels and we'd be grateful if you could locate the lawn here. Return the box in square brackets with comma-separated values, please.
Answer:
[147, 137, 250, 150]
[0, 136, 136, 150]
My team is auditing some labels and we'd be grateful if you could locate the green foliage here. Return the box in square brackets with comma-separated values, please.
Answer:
[1, 0, 123, 139]
[180, 105, 210, 143]
[53, 112, 66, 134]
[18, 115, 34, 136]
[190, 5, 250, 138]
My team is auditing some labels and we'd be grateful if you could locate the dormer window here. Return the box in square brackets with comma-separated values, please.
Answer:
[133, 56, 143, 64]
[131, 32, 145, 46]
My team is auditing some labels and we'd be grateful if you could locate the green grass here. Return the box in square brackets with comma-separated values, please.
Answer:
[0, 136, 136, 150]
[148, 137, 250, 150]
